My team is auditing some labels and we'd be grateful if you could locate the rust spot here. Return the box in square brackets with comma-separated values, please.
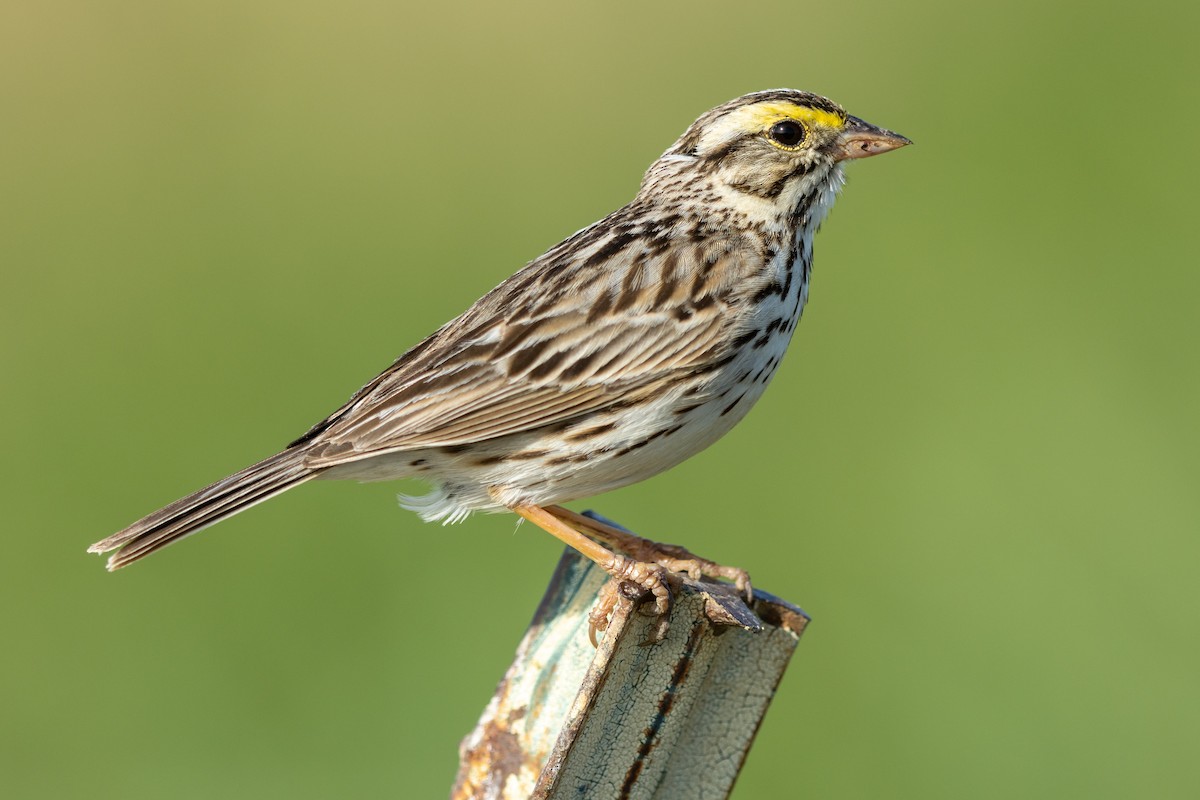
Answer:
[754, 597, 811, 636]
[617, 618, 706, 798]
[451, 716, 531, 800]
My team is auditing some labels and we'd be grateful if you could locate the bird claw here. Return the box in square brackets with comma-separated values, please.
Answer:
[632, 540, 755, 606]
[588, 579, 623, 646]
[588, 559, 676, 646]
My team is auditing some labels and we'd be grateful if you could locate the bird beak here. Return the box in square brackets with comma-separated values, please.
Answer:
[833, 115, 912, 161]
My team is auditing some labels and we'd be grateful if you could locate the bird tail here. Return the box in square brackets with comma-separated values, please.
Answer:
[88, 448, 319, 571]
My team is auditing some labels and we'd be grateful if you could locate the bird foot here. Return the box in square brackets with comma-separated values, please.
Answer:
[518, 505, 754, 647]
[585, 542, 757, 646]
[547, 507, 754, 605]
[624, 539, 754, 606]
[588, 555, 679, 646]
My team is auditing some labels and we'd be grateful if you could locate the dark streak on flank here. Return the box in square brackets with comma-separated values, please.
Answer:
[750, 278, 784, 305]
[688, 351, 738, 378]
[752, 318, 786, 349]
[731, 329, 756, 349]
[565, 421, 617, 442]
[508, 448, 551, 461]
[611, 424, 685, 458]
[720, 394, 745, 416]
[544, 453, 590, 466]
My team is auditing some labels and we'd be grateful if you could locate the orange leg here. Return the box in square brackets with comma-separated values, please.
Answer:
[545, 505, 754, 603]
[513, 504, 675, 642]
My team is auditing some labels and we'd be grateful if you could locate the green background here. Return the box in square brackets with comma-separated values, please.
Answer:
[3, 0, 1198, 797]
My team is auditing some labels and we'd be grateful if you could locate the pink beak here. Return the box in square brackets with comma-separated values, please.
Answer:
[834, 115, 912, 161]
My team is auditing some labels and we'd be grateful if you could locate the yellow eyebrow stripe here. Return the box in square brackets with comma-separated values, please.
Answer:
[743, 102, 846, 131]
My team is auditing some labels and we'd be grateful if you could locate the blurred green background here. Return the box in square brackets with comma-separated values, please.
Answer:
[3, 0, 1198, 797]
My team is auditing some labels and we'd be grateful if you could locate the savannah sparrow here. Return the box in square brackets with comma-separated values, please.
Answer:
[90, 89, 909, 635]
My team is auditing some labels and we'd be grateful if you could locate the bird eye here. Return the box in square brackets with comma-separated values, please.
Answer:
[768, 120, 806, 149]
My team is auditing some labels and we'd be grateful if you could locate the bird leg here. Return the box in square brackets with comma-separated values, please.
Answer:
[545, 505, 754, 604]
[512, 503, 676, 643]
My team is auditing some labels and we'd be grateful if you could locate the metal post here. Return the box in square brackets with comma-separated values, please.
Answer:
[452, 515, 809, 800]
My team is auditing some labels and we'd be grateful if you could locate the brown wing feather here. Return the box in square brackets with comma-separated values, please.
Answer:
[302, 215, 766, 467]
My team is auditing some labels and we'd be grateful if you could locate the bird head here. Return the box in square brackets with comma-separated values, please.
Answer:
[642, 89, 910, 224]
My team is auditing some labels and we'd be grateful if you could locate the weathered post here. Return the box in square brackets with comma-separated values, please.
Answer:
[452, 514, 809, 800]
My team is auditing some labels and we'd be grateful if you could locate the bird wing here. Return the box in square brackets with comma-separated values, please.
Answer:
[300, 226, 765, 467]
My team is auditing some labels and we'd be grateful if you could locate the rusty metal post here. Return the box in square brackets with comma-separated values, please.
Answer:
[452, 514, 809, 800]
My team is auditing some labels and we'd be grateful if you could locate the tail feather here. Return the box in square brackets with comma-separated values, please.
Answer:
[89, 449, 319, 570]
